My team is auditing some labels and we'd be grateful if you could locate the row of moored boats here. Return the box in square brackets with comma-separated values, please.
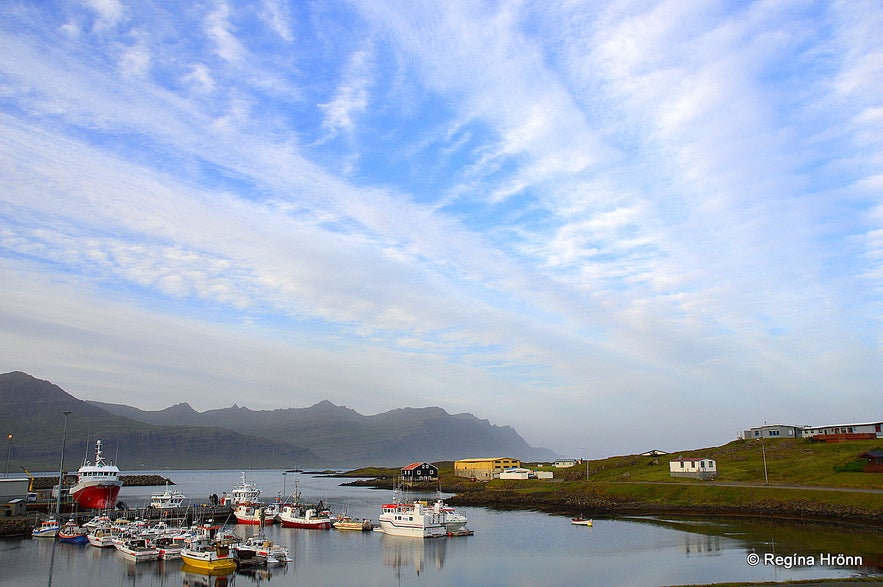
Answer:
[33, 516, 290, 571]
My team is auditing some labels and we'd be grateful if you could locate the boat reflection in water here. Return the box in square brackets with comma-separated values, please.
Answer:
[181, 563, 235, 587]
[380, 534, 447, 579]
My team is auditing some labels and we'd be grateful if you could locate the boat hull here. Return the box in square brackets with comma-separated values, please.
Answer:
[70, 482, 121, 510]
[378, 519, 447, 538]
[180, 553, 238, 572]
[278, 517, 332, 529]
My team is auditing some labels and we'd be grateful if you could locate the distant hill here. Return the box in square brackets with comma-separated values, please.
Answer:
[0, 372, 319, 471]
[90, 398, 559, 465]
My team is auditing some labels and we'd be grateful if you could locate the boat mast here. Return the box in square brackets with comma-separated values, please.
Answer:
[55, 411, 72, 518]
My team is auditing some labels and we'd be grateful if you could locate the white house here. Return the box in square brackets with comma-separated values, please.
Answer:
[801, 421, 883, 439]
[669, 457, 717, 480]
[554, 459, 579, 468]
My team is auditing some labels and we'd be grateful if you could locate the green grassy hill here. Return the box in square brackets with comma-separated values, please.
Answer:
[556, 437, 883, 489]
[344, 438, 883, 526]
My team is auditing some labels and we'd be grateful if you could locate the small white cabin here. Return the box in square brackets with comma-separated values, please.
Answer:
[669, 457, 717, 480]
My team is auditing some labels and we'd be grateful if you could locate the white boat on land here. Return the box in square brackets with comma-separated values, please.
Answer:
[149, 483, 186, 509]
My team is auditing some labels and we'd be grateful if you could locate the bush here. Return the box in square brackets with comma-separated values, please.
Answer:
[833, 460, 865, 473]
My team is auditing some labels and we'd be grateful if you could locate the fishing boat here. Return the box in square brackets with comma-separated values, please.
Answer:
[277, 482, 333, 529]
[571, 517, 593, 526]
[114, 538, 159, 562]
[222, 472, 261, 506]
[233, 502, 273, 526]
[378, 498, 447, 538]
[432, 498, 469, 534]
[69, 439, 122, 510]
[86, 523, 115, 548]
[277, 503, 333, 529]
[239, 534, 291, 565]
[31, 517, 59, 539]
[332, 515, 373, 531]
[57, 519, 89, 543]
[149, 482, 186, 509]
[153, 535, 185, 559]
[180, 538, 237, 572]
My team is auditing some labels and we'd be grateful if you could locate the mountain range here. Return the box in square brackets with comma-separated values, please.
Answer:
[0, 371, 557, 470]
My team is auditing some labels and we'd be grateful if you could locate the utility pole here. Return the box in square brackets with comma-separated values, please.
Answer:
[760, 438, 769, 485]
[4, 434, 12, 478]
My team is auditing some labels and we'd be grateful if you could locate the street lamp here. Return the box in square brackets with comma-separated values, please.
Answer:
[4, 434, 12, 478]
[55, 411, 72, 518]
[582, 447, 589, 480]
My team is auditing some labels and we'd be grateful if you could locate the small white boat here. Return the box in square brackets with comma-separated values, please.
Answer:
[571, 517, 593, 526]
[114, 538, 159, 562]
[31, 517, 59, 539]
[234, 533, 291, 566]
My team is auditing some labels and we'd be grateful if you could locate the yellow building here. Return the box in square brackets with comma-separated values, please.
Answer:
[454, 457, 521, 481]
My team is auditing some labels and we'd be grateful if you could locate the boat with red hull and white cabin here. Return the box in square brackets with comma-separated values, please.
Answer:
[69, 440, 122, 510]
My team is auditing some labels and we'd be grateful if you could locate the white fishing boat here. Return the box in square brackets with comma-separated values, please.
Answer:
[433, 498, 469, 534]
[149, 483, 186, 509]
[222, 472, 261, 505]
[114, 537, 159, 562]
[378, 499, 448, 538]
[31, 517, 59, 539]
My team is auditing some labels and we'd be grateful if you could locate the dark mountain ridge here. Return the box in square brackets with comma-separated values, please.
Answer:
[1, 371, 558, 469]
[0, 372, 319, 470]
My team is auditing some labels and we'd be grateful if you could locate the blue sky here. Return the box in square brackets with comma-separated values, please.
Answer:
[2, 0, 881, 459]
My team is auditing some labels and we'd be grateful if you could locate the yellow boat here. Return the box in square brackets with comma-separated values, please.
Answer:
[180, 539, 237, 572]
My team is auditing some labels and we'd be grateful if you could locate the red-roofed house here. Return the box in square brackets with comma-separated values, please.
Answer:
[669, 457, 717, 480]
[401, 462, 438, 485]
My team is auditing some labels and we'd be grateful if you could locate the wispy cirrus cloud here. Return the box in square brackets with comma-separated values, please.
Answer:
[2, 0, 882, 457]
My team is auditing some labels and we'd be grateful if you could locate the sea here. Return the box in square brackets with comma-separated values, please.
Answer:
[0, 470, 880, 587]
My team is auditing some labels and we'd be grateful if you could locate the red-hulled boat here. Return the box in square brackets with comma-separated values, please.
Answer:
[69, 440, 122, 510]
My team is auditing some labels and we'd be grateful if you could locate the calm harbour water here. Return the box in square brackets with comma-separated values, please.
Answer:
[0, 470, 880, 587]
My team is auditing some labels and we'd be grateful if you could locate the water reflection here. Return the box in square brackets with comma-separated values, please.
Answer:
[380, 534, 447, 579]
[682, 533, 722, 557]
